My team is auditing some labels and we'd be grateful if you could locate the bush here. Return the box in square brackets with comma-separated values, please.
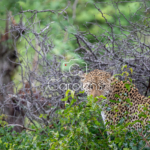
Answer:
[1, 89, 150, 149]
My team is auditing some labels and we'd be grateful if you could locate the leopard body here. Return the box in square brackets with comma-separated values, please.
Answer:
[80, 69, 150, 131]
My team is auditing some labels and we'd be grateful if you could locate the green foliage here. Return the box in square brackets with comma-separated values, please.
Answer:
[0, 114, 7, 127]
[0, 0, 147, 58]
[51, 94, 108, 149]
[114, 65, 134, 86]
[0, 94, 108, 149]
[1, 89, 150, 149]
[0, 0, 147, 91]
[124, 83, 131, 92]
[1, 68, 150, 149]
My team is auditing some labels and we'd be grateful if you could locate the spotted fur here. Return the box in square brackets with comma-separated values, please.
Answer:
[80, 69, 150, 131]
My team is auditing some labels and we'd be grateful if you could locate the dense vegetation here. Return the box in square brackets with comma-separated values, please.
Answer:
[0, 0, 150, 149]
[1, 88, 150, 149]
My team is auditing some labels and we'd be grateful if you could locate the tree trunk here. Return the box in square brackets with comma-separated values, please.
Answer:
[0, 12, 25, 132]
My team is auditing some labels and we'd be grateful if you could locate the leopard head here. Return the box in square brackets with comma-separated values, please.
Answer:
[80, 69, 113, 98]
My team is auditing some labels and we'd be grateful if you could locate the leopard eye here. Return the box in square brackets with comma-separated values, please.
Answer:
[88, 85, 93, 89]
[99, 86, 102, 90]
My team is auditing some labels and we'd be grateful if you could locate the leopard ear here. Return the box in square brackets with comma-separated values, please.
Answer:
[105, 71, 114, 81]
[105, 72, 111, 79]
[107, 76, 115, 82]
[105, 71, 114, 80]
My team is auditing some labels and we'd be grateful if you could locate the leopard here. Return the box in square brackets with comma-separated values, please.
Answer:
[80, 69, 150, 132]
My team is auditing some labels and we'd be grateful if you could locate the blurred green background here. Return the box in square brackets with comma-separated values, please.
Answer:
[0, 0, 147, 90]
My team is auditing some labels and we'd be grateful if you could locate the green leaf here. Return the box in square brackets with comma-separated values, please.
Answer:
[84, 126, 89, 134]
[39, 114, 43, 118]
[119, 142, 123, 147]
[125, 98, 132, 106]
[65, 89, 74, 98]
[114, 73, 123, 77]
[96, 95, 106, 99]
[129, 68, 133, 74]
[138, 112, 147, 118]
[70, 98, 76, 106]
[71, 90, 75, 98]
[129, 78, 132, 83]
[109, 99, 119, 103]
[121, 65, 127, 71]
[61, 96, 69, 101]
[79, 91, 85, 94]
[65, 89, 71, 97]
[122, 71, 129, 76]
[125, 83, 130, 92]
[114, 94, 120, 98]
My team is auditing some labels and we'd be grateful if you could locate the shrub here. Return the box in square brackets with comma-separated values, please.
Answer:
[0, 89, 150, 149]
